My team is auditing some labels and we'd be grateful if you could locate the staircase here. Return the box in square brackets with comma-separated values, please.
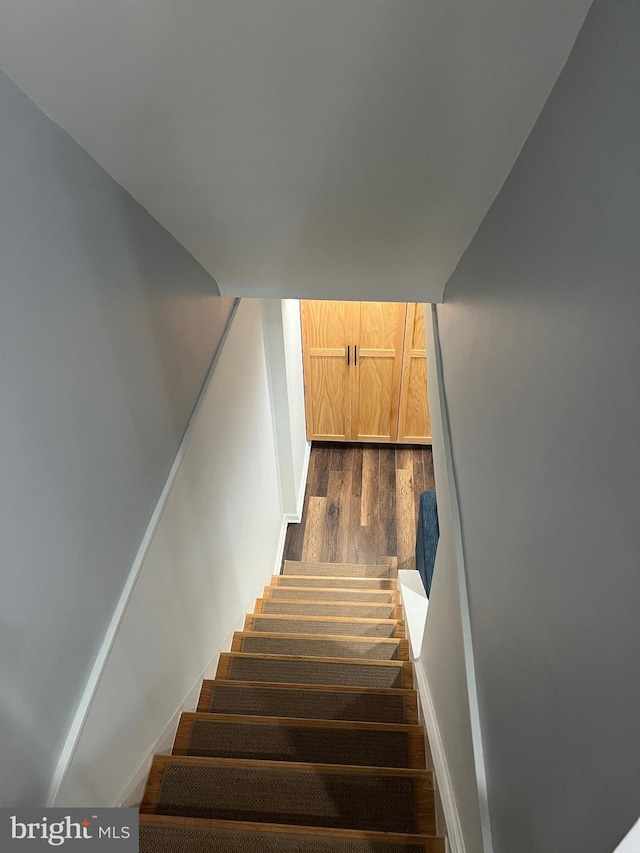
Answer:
[139, 560, 445, 852]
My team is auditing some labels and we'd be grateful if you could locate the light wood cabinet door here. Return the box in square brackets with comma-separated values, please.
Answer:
[300, 300, 431, 444]
[396, 303, 432, 443]
[300, 300, 352, 441]
[351, 301, 406, 442]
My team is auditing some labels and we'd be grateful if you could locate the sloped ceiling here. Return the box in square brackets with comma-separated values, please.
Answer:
[0, 0, 592, 302]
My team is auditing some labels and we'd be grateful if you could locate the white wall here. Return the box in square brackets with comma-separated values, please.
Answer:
[54, 298, 308, 806]
[281, 299, 310, 515]
[435, 2, 640, 850]
[262, 299, 310, 519]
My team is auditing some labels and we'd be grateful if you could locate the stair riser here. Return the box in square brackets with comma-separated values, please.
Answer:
[245, 615, 405, 638]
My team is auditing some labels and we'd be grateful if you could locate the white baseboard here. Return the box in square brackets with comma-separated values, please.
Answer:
[414, 662, 466, 853]
[273, 516, 289, 576]
[295, 440, 312, 520]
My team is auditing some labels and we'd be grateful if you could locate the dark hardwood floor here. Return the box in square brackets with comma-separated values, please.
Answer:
[283, 443, 435, 571]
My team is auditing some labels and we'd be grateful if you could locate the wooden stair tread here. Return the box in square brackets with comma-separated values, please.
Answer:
[232, 632, 408, 661]
[245, 613, 406, 639]
[200, 679, 420, 698]
[137, 548, 443, 848]
[232, 631, 406, 646]
[264, 586, 400, 603]
[273, 575, 398, 590]
[283, 561, 391, 578]
[197, 679, 419, 724]
[254, 598, 403, 619]
[172, 712, 426, 769]
[217, 653, 412, 691]
[178, 711, 422, 731]
[139, 815, 445, 853]
[142, 755, 435, 835]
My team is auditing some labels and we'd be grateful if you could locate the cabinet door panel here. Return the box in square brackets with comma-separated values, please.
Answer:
[301, 300, 351, 440]
[351, 302, 405, 442]
[397, 303, 431, 443]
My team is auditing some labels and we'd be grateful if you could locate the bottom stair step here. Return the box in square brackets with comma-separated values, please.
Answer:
[140, 815, 445, 853]
[198, 681, 419, 724]
[142, 756, 435, 835]
[173, 713, 426, 768]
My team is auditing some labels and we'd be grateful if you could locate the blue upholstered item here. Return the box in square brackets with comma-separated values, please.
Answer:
[415, 491, 439, 596]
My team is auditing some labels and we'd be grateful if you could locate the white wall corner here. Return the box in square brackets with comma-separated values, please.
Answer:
[613, 819, 640, 853]
[262, 298, 309, 522]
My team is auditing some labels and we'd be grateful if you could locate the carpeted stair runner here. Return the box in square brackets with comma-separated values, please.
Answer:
[139, 559, 445, 852]
[173, 714, 424, 768]
[198, 682, 418, 724]
[256, 598, 401, 619]
[218, 653, 411, 689]
[245, 613, 403, 637]
[142, 757, 432, 833]
[232, 632, 407, 660]
[265, 586, 399, 603]
[283, 560, 391, 577]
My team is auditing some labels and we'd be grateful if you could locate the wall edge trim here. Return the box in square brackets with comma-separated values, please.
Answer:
[429, 304, 495, 853]
[414, 661, 466, 853]
[46, 298, 241, 807]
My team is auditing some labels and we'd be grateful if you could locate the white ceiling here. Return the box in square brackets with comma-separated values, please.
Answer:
[0, 0, 592, 302]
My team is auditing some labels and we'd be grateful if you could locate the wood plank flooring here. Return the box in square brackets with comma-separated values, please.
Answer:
[284, 444, 435, 571]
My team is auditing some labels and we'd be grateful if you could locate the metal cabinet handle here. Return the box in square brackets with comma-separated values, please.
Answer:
[347, 345, 351, 366]
[354, 345, 357, 366]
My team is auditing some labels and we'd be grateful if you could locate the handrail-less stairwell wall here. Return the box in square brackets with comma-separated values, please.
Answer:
[53, 298, 310, 806]
[431, 1, 640, 851]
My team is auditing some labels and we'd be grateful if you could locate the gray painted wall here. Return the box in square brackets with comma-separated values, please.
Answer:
[437, 1, 640, 851]
[421, 309, 485, 853]
[0, 71, 235, 806]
